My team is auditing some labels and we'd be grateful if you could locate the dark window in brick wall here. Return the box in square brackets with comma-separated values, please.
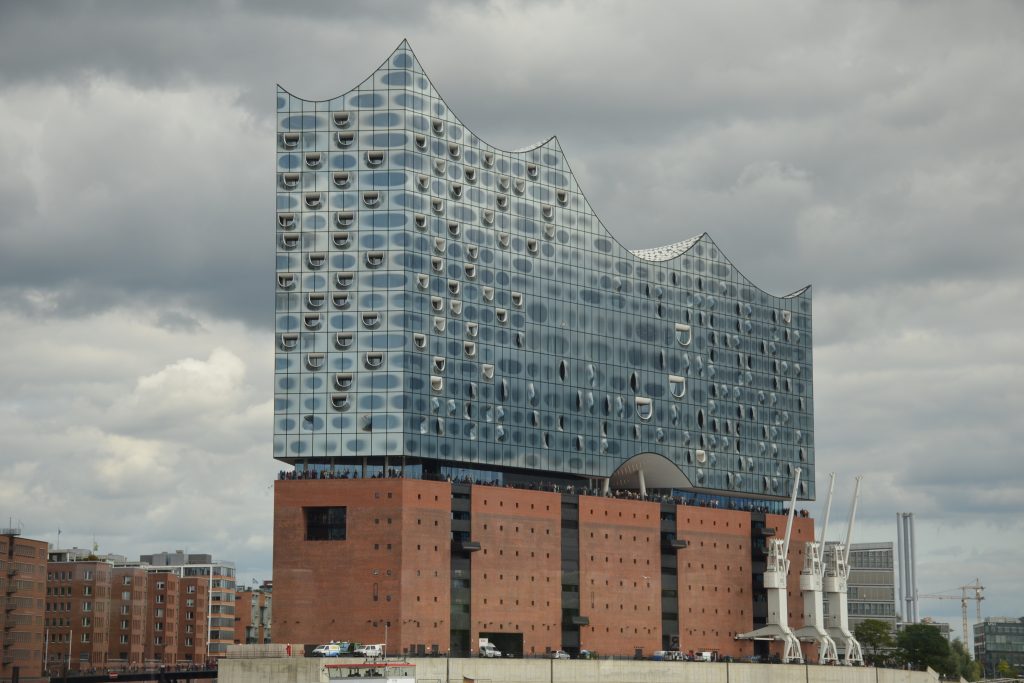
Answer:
[305, 507, 347, 541]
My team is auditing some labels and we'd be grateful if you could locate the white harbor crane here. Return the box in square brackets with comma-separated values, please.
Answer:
[736, 467, 804, 663]
[919, 579, 984, 655]
[823, 476, 864, 665]
[794, 472, 839, 664]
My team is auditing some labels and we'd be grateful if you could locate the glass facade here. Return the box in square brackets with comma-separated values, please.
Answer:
[274, 41, 815, 500]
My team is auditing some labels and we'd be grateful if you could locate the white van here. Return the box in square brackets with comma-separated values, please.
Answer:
[356, 643, 385, 658]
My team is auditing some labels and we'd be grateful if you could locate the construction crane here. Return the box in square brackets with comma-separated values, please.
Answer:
[918, 579, 984, 656]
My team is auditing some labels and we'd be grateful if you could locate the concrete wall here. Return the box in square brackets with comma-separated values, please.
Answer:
[219, 657, 940, 683]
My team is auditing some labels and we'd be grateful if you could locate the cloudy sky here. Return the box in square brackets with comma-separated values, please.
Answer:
[1, 1, 1021, 640]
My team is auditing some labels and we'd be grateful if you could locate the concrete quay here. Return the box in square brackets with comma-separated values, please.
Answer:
[219, 657, 940, 683]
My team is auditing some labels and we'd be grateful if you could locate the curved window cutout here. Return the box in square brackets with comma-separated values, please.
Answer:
[430, 375, 444, 392]
[303, 313, 322, 330]
[695, 449, 708, 465]
[526, 163, 539, 178]
[416, 274, 429, 290]
[361, 312, 381, 329]
[431, 198, 445, 214]
[432, 357, 446, 373]
[450, 183, 463, 199]
[304, 192, 323, 209]
[335, 372, 354, 390]
[336, 131, 355, 147]
[466, 245, 479, 260]
[331, 292, 350, 309]
[449, 299, 462, 316]
[782, 310, 793, 325]
[277, 212, 296, 229]
[362, 191, 381, 207]
[431, 296, 443, 312]
[332, 171, 351, 188]
[635, 397, 653, 421]
[466, 322, 479, 338]
[464, 168, 477, 183]
[304, 152, 322, 168]
[513, 178, 525, 195]
[365, 151, 385, 167]
[281, 172, 300, 189]
[335, 272, 354, 289]
[482, 209, 494, 225]
[514, 331, 525, 348]
[629, 372, 639, 392]
[332, 231, 351, 249]
[532, 411, 541, 428]
[465, 264, 476, 279]
[541, 204, 554, 220]
[332, 111, 351, 128]
[281, 132, 301, 148]
[431, 257, 443, 272]
[448, 142, 461, 158]
[431, 117, 444, 134]
[365, 251, 385, 268]
[495, 425, 506, 442]
[464, 341, 476, 357]
[448, 280, 460, 296]
[500, 378, 509, 401]
[330, 393, 351, 411]
[412, 333, 426, 350]
[433, 316, 446, 333]
[556, 189, 568, 205]
[280, 233, 299, 249]
[335, 211, 354, 227]
[434, 158, 447, 174]
[306, 292, 325, 309]
[417, 174, 430, 190]
[544, 223, 556, 239]
[414, 133, 427, 149]
[482, 151, 495, 167]
[675, 323, 692, 346]
[496, 194, 509, 210]
[447, 221, 460, 237]
[559, 360, 568, 381]
[277, 273, 296, 289]
[496, 308, 508, 324]
[364, 352, 384, 369]
[335, 332, 353, 350]
[482, 287, 494, 302]
[279, 332, 298, 351]
[414, 213, 427, 229]
[526, 239, 539, 254]
[482, 364, 494, 381]
[669, 375, 687, 398]
[433, 238, 446, 254]
[497, 175, 510, 191]
[697, 409, 705, 428]
[307, 252, 326, 268]
[498, 232, 510, 248]
[511, 292, 523, 307]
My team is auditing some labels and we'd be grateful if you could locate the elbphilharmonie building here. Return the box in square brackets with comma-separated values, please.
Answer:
[273, 43, 820, 658]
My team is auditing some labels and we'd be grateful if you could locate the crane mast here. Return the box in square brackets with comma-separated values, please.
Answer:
[794, 472, 838, 663]
[823, 476, 863, 665]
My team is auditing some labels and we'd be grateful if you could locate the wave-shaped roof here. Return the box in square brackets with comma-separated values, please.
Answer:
[277, 40, 810, 301]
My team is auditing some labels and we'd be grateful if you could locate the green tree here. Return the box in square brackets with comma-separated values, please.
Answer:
[996, 659, 1016, 678]
[947, 638, 981, 682]
[855, 619, 894, 665]
[896, 624, 952, 674]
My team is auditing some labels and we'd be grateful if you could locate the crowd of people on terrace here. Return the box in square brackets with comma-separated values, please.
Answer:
[277, 467, 808, 516]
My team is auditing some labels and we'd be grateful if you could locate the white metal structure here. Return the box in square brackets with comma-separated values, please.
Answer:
[794, 472, 839, 664]
[897, 512, 919, 623]
[736, 467, 804, 663]
[823, 476, 864, 665]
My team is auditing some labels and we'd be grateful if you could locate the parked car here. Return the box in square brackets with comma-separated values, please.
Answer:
[549, 650, 570, 659]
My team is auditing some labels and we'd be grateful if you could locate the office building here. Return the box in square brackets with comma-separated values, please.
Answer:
[234, 585, 272, 645]
[1, 530, 46, 683]
[974, 617, 1024, 677]
[845, 542, 897, 632]
[274, 41, 818, 658]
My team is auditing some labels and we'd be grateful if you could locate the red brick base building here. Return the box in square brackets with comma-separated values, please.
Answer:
[273, 478, 815, 659]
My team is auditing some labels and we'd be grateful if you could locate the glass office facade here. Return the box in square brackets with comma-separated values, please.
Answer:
[274, 42, 815, 500]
